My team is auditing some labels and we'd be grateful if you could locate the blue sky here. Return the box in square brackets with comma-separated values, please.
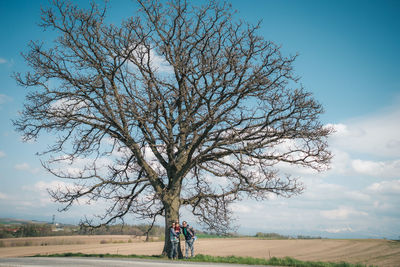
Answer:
[0, 0, 399, 239]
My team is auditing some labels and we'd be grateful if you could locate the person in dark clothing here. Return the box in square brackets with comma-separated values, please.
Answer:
[181, 221, 195, 258]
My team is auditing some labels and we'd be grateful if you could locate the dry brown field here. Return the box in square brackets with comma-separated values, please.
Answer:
[1, 236, 399, 267]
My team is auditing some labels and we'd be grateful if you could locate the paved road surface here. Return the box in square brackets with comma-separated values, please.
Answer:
[0, 257, 274, 267]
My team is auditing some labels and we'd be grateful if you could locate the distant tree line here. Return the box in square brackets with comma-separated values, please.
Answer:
[255, 232, 289, 239]
[78, 224, 164, 237]
[0, 223, 164, 238]
[255, 232, 322, 239]
[0, 224, 53, 238]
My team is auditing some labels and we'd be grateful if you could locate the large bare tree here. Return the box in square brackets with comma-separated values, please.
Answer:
[14, 0, 332, 256]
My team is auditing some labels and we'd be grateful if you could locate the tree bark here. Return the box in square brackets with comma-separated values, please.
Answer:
[162, 197, 183, 258]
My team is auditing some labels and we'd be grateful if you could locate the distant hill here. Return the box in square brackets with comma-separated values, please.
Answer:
[0, 218, 50, 225]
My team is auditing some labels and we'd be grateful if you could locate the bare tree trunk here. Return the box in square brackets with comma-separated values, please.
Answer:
[162, 198, 182, 258]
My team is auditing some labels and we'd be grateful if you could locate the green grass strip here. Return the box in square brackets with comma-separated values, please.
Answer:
[32, 253, 376, 267]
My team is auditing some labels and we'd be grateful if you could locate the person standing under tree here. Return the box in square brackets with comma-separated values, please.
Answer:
[181, 221, 195, 258]
[174, 219, 181, 234]
[169, 222, 179, 259]
[174, 219, 182, 258]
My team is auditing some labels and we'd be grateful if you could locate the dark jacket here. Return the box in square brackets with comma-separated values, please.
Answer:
[182, 226, 195, 240]
[170, 227, 179, 242]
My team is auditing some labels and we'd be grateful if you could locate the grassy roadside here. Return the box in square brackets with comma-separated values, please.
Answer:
[33, 252, 376, 267]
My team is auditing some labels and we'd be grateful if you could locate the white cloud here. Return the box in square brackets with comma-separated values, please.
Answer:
[328, 106, 400, 158]
[150, 50, 174, 74]
[324, 226, 353, 233]
[14, 162, 30, 170]
[302, 181, 370, 203]
[303, 182, 344, 200]
[47, 155, 114, 178]
[0, 58, 6, 64]
[0, 151, 5, 158]
[32, 180, 74, 193]
[128, 45, 174, 74]
[352, 159, 400, 178]
[24, 181, 113, 214]
[0, 192, 7, 200]
[231, 203, 252, 214]
[21, 180, 77, 207]
[320, 206, 368, 220]
[372, 201, 392, 211]
[329, 149, 352, 175]
[192, 104, 399, 238]
[49, 98, 92, 121]
[326, 123, 353, 138]
[367, 180, 400, 194]
[343, 190, 371, 202]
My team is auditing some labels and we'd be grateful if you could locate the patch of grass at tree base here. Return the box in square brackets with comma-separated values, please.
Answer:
[32, 253, 376, 267]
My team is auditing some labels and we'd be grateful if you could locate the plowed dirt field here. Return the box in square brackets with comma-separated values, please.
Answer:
[1, 236, 399, 267]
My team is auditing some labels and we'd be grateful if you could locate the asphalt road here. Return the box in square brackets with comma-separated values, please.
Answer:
[0, 257, 275, 267]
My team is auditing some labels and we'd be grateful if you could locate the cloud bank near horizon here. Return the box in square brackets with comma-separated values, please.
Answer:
[0, 102, 399, 239]
[228, 103, 400, 238]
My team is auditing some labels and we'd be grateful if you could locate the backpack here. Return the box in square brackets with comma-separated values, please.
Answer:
[183, 226, 195, 240]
